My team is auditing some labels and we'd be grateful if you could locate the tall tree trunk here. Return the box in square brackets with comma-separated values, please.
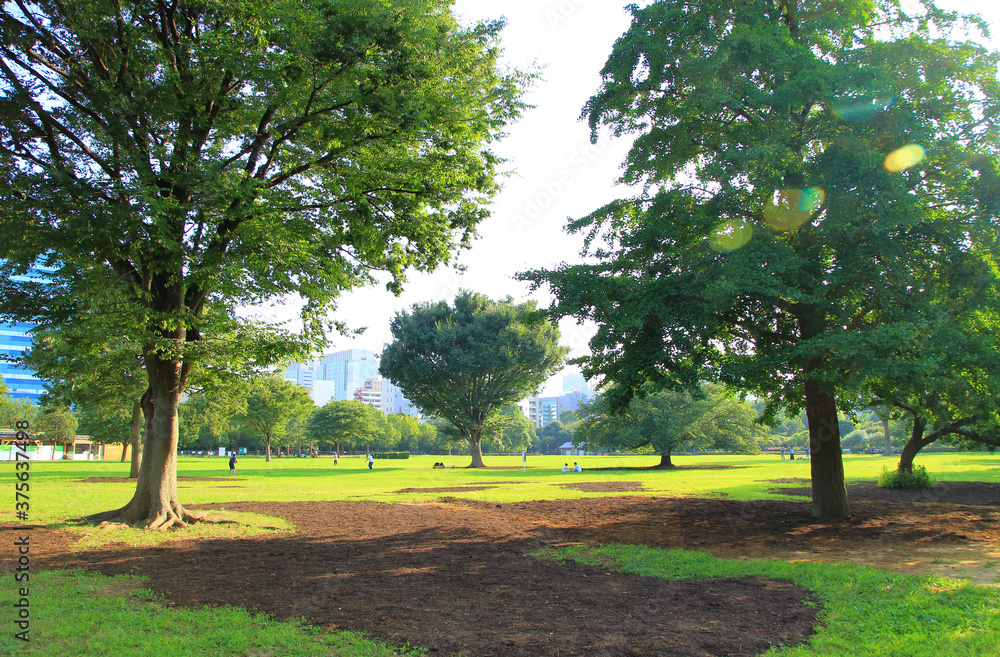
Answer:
[265, 434, 272, 462]
[467, 429, 486, 468]
[129, 396, 144, 478]
[654, 451, 675, 468]
[897, 417, 933, 473]
[83, 360, 200, 530]
[882, 417, 892, 456]
[120, 442, 128, 462]
[805, 380, 851, 519]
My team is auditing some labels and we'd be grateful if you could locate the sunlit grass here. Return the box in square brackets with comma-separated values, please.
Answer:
[4, 451, 998, 525]
[2, 451, 998, 656]
[60, 510, 295, 550]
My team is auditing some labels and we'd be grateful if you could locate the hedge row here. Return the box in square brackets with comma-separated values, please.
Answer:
[373, 452, 410, 460]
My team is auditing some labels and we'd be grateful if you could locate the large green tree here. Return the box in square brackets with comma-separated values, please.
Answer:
[0, 0, 524, 528]
[0, 379, 37, 430]
[33, 405, 78, 459]
[238, 375, 313, 462]
[537, 419, 574, 455]
[861, 312, 1000, 472]
[306, 399, 385, 455]
[388, 412, 423, 453]
[575, 386, 762, 468]
[380, 291, 567, 467]
[522, 0, 1000, 518]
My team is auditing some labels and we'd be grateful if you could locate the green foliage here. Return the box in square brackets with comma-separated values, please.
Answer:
[576, 385, 762, 464]
[482, 404, 537, 453]
[373, 452, 410, 460]
[76, 403, 134, 446]
[380, 291, 567, 466]
[307, 399, 386, 452]
[237, 376, 313, 458]
[34, 406, 79, 444]
[520, 0, 1000, 515]
[536, 420, 574, 454]
[862, 301, 1000, 464]
[0, 0, 527, 514]
[559, 410, 580, 425]
[878, 465, 935, 490]
[18, 303, 147, 436]
[0, 379, 38, 429]
[388, 413, 445, 453]
[0, 0, 527, 353]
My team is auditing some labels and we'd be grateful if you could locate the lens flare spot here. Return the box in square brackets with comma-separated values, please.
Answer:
[884, 144, 926, 172]
[831, 95, 896, 121]
[798, 187, 825, 213]
[764, 188, 824, 231]
[711, 220, 753, 251]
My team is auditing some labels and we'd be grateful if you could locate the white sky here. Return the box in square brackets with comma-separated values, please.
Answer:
[258, 0, 1000, 397]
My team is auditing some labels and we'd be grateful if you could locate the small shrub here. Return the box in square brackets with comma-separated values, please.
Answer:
[877, 464, 935, 490]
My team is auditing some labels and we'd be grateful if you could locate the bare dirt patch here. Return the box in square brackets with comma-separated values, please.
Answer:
[772, 480, 1000, 506]
[5, 480, 999, 656]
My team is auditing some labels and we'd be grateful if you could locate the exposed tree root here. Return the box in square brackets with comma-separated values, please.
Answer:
[76, 502, 205, 530]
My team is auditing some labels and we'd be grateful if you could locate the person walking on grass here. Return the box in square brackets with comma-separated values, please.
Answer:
[367, 452, 374, 470]
[229, 452, 237, 475]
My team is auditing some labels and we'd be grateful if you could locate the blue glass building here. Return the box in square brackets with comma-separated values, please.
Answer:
[0, 267, 53, 403]
[0, 320, 45, 402]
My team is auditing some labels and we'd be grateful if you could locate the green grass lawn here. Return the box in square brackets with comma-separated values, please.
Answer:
[8, 451, 999, 525]
[2, 451, 998, 656]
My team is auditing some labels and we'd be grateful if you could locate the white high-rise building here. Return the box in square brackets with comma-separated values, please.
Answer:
[381, 379, 419, 417]
[286, 348, 379, 406]
[522, 395, 541, 427]
[354, 377, 382, 408]
[284, 362, 315, 388]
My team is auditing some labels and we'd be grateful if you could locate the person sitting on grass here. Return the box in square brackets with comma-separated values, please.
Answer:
[561, 463, 568, 472]
[573, 462, 582, 472]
